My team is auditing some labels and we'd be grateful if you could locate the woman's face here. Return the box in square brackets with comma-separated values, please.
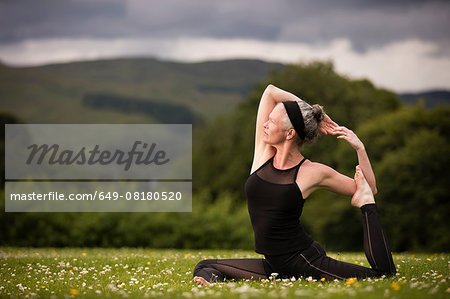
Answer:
[263, 104, 289, 145]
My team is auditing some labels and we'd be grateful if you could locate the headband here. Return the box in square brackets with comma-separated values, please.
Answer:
[282, 101, 305, 140]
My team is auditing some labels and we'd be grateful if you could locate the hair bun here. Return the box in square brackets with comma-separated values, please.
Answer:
[311, 104, 324, 122]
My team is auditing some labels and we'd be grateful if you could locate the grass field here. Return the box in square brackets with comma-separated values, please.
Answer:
[0, 248, 448, 298]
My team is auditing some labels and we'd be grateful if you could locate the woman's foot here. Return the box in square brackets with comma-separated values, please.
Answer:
[351, 166, 376, 208]
[193, 276, 211, 286]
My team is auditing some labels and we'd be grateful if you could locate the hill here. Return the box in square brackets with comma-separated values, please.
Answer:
[398, 90, 450, 108]
[0, 58, 283, 124]
[2, 57, 448, 125]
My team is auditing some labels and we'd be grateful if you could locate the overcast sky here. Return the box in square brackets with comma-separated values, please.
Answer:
[1, 0, 449, 92]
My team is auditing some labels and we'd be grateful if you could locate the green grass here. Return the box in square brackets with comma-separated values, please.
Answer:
[0, 248, 448, 298]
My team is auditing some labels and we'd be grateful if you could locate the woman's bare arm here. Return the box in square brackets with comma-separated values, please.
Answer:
[254, 85, 301, 145]
[310, 163, 356, 197]
[251, 84, 302, 172]
[331, 127, 378, 194]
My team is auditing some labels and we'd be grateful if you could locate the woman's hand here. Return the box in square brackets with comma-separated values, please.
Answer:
[318, 113, 339, 135]
[331, 126, 364, 151]
[331, 126, 377, 194]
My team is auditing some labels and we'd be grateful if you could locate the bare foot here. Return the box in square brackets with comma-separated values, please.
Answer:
[193, 276, 211, 286]
[351, 166, 376, 208]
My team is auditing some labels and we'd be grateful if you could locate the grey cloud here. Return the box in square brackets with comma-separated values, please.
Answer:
[276, 1, 450, 52]
[1, 0, 449, 54]
[0, 0, 126, 42]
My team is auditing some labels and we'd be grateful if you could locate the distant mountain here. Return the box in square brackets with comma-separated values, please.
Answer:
[3, 57, 447, 126]
[0, 58, 284, 124]
[398, 90, 450, 108]
[82, 92, 201, 124]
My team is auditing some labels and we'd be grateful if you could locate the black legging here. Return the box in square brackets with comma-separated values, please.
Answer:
[193, 204, 396, 282]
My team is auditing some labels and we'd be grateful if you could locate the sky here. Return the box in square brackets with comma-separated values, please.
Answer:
[1, 0, 449, 92]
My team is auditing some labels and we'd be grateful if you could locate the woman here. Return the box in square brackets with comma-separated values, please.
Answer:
[193, 84, 396, 285]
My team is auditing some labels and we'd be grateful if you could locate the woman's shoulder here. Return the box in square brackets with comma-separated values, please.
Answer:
[296, 160, 345, 198]
[300, 160, 336, 177]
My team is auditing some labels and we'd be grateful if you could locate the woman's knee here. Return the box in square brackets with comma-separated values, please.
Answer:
[193, 259, 216, 275]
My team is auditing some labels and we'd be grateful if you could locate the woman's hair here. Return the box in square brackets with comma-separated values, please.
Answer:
[277, 101, 324, 147]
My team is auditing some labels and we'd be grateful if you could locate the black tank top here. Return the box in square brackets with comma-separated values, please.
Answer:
[245, 156, 313, 255]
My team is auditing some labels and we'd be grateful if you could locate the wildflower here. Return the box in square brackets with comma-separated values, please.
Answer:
[346, 277, 357, 285]
[391, 282, 400, 291]
[69, 289, 79, 295]
[184, 254, 189, 258]
[269, 273, 279, 280]
[82, 253, 86, 257]
[147, 261, 151, 265]
[320, 277, 326, 282]
[106, 284, 117, 291]
[35, 253, 39, 256]
[427, 258, 431, 261]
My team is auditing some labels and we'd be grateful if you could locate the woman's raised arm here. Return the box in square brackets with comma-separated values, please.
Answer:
[331, 127, 378, 194]
[251, 85, 302, 172]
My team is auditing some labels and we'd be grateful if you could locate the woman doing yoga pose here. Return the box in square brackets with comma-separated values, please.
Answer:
[193, 84, 396, 285]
